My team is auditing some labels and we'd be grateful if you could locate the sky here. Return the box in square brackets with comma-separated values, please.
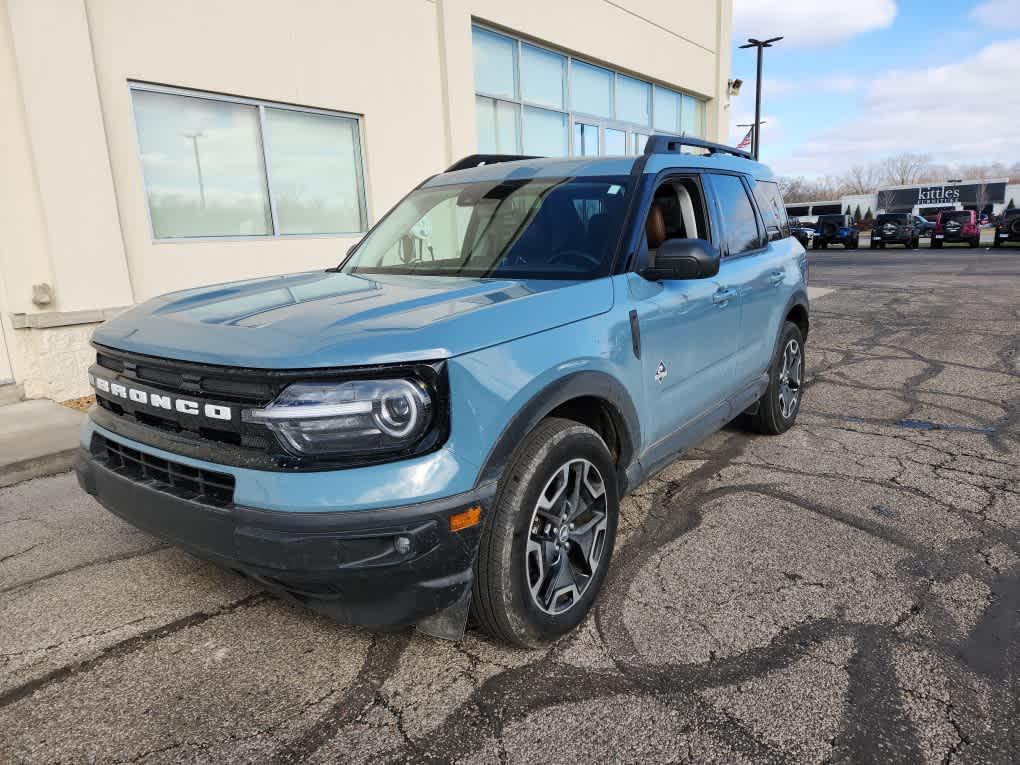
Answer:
[727, 0, 1020, 178]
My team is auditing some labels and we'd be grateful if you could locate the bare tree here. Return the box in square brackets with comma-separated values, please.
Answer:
[843, 164, 882, 194]
[883, 152, 935, 186]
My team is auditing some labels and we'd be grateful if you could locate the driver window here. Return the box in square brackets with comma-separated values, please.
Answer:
[645, 178, 709, 255]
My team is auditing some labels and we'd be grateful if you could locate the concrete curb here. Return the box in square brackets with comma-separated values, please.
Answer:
[0, 400, 84, 488]
[0, 448, 80, 488]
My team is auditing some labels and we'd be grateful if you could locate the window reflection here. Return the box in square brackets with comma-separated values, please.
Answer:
[524, 107, 568, 156]
[571, 61, 612, 118]
[263, 108, 365, 234]
[132, 90, 272, 238]
[476, 96, 522, 153]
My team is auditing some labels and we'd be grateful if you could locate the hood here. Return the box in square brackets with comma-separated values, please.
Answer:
[93, 271, 614, 368]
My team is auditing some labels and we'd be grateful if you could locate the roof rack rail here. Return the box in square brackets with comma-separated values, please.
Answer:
[446, 154, 540, 172]
[643, 135, 752, 160]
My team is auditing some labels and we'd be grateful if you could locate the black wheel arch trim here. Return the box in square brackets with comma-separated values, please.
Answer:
[772, 291, 810, 361]
[475, 371, 641, 495]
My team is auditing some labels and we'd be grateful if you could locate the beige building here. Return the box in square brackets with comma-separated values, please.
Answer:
[0, 0, 734, 403]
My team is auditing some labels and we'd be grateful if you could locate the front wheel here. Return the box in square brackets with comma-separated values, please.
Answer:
[747, 322, 805, 435]
[471, 418, 619, 647]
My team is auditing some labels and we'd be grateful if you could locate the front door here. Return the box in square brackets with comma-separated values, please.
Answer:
[628, 175, 741, 458]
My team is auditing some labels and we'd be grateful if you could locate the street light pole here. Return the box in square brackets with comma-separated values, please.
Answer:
[181, 130, 206, 208]
[739, 36, 783, 160]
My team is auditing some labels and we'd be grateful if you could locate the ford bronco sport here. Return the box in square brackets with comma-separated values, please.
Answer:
[76, 136, 809, 647]
[812, 214, 859, 249]
[870, 213, 919, 249]
[994, 209, 1020, 247]
[931, 210, 980, 248]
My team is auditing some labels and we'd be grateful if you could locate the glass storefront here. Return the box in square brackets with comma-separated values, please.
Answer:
[472, 26, 707, 158]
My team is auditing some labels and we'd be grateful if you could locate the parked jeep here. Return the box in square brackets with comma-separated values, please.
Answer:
[931, 210, 980, 248]
[870, 213, 919, 249]
[994, 209, 1020, 247]
[813, 214, 859, 249]
[76, 137, 809, 646]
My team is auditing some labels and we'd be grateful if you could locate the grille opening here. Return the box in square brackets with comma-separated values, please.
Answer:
[199, 427, 242, 446]
[135, 366, 183, 388]
[134, 410, 183, 433]
[94, 435, 235, 505]
[96, 353, 125, 372]
[98, 398, 124, 416]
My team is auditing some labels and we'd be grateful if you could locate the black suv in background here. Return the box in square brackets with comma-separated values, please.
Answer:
[995, 209, 1020, 247]
[789, 218, 815, 248]
[870, 213, 919, 249]
[813, 214, 859, 249]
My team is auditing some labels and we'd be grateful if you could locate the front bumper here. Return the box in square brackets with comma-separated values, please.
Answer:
[76, 437, 494, 630]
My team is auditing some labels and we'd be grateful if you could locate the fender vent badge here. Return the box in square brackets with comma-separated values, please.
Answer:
[655, 361, 667, 384]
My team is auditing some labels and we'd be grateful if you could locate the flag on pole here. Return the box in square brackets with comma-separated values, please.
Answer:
[736, 127, 753, 150]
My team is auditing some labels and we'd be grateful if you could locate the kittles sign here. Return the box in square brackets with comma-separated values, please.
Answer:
[880, 182, 1007, 211]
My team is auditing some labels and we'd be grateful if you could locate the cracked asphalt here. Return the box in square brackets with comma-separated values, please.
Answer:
[1, 246, 1018, 764]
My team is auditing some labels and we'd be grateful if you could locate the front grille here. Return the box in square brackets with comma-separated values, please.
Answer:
[94, 434, 235, 506]
[89, 343, 449, 471]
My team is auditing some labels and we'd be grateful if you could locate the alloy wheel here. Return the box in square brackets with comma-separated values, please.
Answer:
[525, 459, 608, 615]
[778, 339, 802, 419]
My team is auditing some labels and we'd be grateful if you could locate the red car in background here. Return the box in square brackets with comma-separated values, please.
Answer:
[931, 210, 980, 248]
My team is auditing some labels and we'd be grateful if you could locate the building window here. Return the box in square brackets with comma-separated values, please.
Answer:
[130, 84, 367, 239]
[470, 25, 707, 158]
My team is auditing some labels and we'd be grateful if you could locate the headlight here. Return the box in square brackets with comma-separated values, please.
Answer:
[242, 379, 433, 457]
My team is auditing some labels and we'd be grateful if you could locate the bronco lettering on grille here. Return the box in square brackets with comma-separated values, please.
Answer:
[89, 374, 232, 420]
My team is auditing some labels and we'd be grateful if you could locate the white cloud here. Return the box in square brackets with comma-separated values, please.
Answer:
[733, 0, 897, 48]
[751, 75, 857, 99]
[971, 0, 1020, 27]
[772, 39, 1020, 176]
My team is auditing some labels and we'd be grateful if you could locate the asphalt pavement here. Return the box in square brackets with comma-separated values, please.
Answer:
[1, 246, 1018, 763]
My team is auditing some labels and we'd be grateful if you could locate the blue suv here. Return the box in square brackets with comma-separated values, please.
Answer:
[76, 137, 809, 646]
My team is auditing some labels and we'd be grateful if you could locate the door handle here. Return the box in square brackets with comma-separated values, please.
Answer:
[712, 287, 737, 306]
[768, 271, 784, 286]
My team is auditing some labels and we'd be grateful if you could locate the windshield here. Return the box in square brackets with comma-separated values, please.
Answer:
[1002, 209, 1020, 219]
[341, 176, 632, 280]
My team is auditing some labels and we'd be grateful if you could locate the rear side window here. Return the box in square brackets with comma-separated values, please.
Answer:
[751, 179, 790, 241]
[876, 214, 907, 224]
[710, 174, 764, 256]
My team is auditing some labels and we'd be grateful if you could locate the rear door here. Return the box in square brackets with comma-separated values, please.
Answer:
[705, 172, 781, 386]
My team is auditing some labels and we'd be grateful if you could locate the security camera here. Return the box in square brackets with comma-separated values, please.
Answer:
[729, 78, 743, 96]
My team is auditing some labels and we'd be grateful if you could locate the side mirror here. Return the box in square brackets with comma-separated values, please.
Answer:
[642, 238, 720, 281]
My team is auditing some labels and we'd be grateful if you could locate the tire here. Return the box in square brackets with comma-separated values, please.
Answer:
[747, 321, 805, 436]
[878, 242, 885, 249]
[970, 237, 980, 248]
[870, 241, 878, 250]
[471, 417, 619, 647]
[994, 238, 1002, 248]
[821, 241, 828, 250]
[812, 240, 820, 250]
